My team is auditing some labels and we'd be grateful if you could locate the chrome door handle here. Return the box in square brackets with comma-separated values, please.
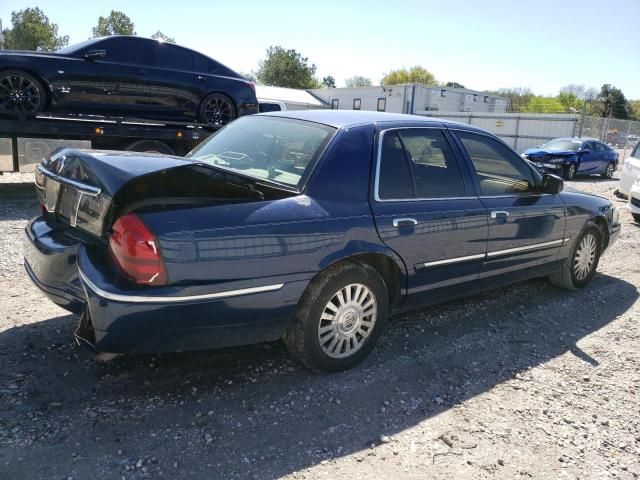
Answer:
[393, 218, 418, 228]
[195, 75, 205, 81]
[490, 211, 509, 219]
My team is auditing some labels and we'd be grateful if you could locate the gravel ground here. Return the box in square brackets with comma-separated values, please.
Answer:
[0, 171, 639, 480]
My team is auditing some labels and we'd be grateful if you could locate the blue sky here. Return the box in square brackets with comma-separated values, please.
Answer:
[2, 0, 639, 98]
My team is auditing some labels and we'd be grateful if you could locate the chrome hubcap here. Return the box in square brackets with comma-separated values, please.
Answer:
[574, 233, 597, 280]
[0, 74, 41, 112]
[606, 164, 613, 177]
[318, 283, 377, 359]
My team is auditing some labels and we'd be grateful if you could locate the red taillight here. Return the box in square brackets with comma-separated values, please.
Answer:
[108, 214, 167, 286]
[39, 203, 47, 216]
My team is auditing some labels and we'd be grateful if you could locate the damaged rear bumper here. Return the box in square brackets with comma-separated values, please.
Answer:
[24, 217, 310, 354]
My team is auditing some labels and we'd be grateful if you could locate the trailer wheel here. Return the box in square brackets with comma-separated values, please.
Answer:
[0, 69, 47, 115]
[125, 140, 175, 155]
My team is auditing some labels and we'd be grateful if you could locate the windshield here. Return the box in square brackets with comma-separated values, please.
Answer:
[187, 116, 336, 189]
[540, 139, 582, 152]
[56, 39, 102, 55]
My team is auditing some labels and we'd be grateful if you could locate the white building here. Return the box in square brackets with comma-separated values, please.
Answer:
[309, 84, 507, 114]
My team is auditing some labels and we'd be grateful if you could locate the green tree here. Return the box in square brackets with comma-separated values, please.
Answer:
[151, 30, 175, 43]
[381, 66, 437, 86]
[256, 46, 318, 89]
[628, 100, 640, 121]
[321, 75, 336, 88]
[596, 84, 629, 119]
[345, 75, 372, 87]
[92, 10, 136, 37]
[496, 87, 534, 112]
[1, 7, 68, 51]
[445, 81, 465, 88]
[523, 95, 564, 113]
[557, 91, 583, 112]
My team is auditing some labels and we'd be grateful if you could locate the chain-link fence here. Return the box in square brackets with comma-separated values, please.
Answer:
[579, 116, 640, 160]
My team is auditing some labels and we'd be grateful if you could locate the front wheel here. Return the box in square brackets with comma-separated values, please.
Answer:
[563, 163, 577, 180]
[284, 262, 389, 372]
[198, 93, 236, 127]
[549, 227, 601, 290]
[601, 162, 615, 179]
[0, 69, 47, 115]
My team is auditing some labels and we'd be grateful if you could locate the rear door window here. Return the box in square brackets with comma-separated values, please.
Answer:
[377, 129, 468, 200]
[154, 43, 193, 71]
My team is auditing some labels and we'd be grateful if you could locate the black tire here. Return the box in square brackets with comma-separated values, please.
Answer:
[198, 93, 236, 127]
[0, 69, 47, 115]
[601, 162, 615, 179]
[284, 262, 389, 372]
[125, 140, 174, 155]
[549, 227, 601, 290]
[632, 213, 640, 223]
[563, 163, 577, 180]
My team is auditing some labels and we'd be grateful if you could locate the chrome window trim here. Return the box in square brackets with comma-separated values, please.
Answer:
[78, 269, 285, 304]
[373, 127, 476, 203]
[37, 165, 102, 197]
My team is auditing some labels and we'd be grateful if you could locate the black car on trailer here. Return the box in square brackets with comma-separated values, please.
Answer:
[0, 36, 258, 127]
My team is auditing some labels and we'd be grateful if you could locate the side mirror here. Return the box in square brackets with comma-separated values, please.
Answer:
[580, 148, 592, 155]
[541, 173, 563, 194]
[85, 49, 106, 61]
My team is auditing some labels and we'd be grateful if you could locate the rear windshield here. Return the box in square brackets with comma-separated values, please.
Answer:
[186, 116, 336, 189]
[540, 139, 582, 151]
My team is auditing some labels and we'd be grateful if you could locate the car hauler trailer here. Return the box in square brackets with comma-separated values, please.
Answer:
[0, 113, 216, 174]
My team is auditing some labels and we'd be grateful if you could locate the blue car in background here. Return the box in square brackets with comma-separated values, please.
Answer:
[24, 111, 621, 372]
[523, 138, 618, 180]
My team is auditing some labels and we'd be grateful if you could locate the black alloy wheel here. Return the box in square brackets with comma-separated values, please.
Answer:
[0, 70, 46, 114]
[199, 93, 236, 127]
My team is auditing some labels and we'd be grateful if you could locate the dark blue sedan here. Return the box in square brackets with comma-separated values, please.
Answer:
[523, 138, 618, 180]
[24, 111, 621, 371]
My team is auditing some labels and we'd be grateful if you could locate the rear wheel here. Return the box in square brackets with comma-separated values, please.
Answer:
[284, 262, 388, 372]
[198, 93, 236, 127]
[0, 69, 46, 115]
[601, 162, 615, 179]
[563, 163, 577, 180]
[549, 227, 601, 290]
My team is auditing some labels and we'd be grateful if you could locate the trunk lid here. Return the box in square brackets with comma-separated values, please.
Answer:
[36, 148, 288, 238]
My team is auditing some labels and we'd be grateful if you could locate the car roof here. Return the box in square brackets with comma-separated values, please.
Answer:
[259, 109, 461, 129]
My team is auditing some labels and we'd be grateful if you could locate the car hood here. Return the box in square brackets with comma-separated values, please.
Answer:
[524, 148, 578, 158]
